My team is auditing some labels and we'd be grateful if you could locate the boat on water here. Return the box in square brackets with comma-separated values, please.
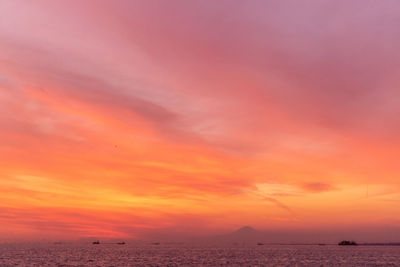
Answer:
[338, 240, 357, 246]
[257, 242, 265, 246]
[117, 242, 125, 245]
[92, 241, 100, 245]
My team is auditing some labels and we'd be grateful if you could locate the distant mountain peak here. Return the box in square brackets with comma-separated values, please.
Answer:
[235, 226, 256, 233]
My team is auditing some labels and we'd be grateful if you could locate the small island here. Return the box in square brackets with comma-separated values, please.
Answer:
[338, 240, 358, 246]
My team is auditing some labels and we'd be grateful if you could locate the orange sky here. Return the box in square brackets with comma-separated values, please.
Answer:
[1, 0, 400, 241]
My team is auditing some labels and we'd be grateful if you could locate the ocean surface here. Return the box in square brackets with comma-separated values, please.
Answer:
[0, 242, 399, 266]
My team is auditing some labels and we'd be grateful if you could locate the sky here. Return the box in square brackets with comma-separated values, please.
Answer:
[1, 0, 400, 242]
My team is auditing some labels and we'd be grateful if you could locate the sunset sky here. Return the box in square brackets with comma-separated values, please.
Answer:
[1, 0, 400, 242]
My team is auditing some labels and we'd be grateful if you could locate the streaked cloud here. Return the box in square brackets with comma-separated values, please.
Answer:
[1, 0, 400, 240]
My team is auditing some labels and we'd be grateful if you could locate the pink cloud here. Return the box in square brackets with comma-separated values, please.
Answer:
[1, 0, 400, 240]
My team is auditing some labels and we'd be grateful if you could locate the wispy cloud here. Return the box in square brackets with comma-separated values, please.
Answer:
[1, 0, 400, 240]
[300, 182, 337, 193]
[263, 197, 293, 213]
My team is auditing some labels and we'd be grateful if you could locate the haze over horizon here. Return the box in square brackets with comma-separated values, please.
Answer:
[1, 0, 400, 243]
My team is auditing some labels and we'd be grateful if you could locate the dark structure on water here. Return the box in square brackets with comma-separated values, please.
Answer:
[338, 240, 358, 246]
[92, 241, 125, 245]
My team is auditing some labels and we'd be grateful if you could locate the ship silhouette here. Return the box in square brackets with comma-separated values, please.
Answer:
[338, 240, 357, 246]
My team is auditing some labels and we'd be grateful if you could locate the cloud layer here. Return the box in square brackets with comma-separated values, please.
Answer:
[1, 0, 400, 241]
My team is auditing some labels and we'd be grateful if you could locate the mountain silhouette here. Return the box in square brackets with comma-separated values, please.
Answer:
[234, 226, 257, 234]
[213, 226, 267, 244]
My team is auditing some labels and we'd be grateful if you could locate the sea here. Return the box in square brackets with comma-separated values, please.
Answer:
[0, 242, 399, 266]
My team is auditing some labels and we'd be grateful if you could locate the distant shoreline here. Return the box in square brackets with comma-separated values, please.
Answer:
[263, 243, 400, 246]
[358, 243, 400, 246]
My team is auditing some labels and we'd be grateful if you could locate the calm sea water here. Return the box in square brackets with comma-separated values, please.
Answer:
[0, 243, 399, 266]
